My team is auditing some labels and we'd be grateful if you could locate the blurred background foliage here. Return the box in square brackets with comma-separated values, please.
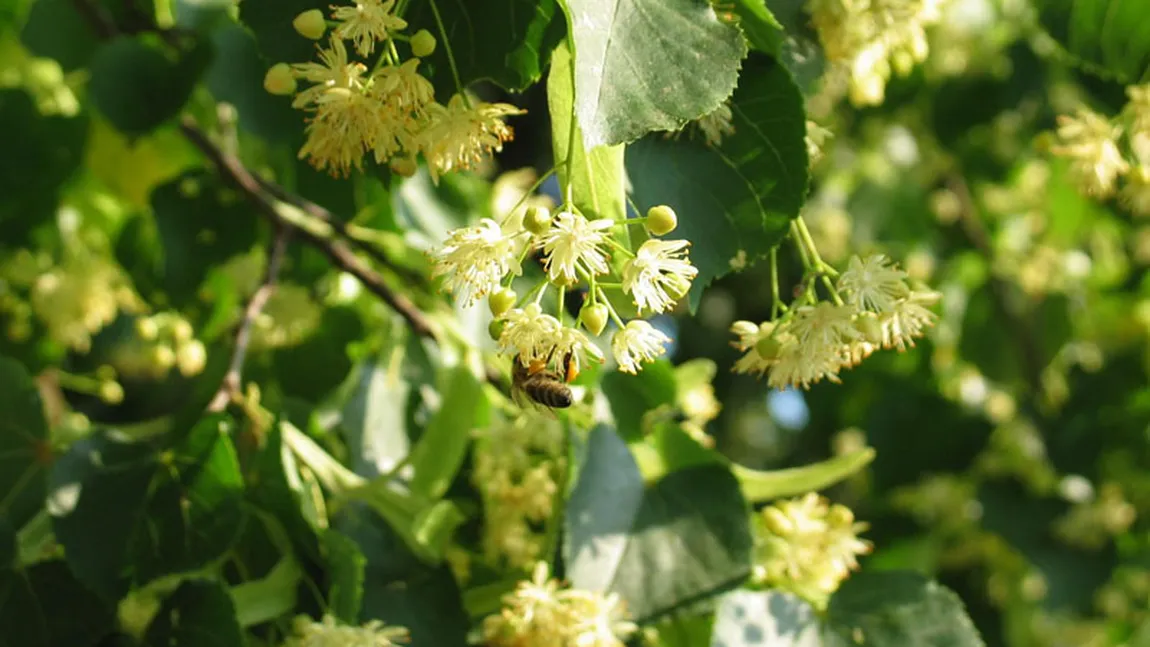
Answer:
[2, 0, 1150, 644]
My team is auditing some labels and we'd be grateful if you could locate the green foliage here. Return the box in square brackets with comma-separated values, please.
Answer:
[1031, 0, 1150, 82]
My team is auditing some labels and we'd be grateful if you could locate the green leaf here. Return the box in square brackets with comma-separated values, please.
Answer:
[239, 0, 328, 68]
[733, 448, 876, 504]
[0, 560, 116, 647]
[144, 580, 244, 647]
[601, 360, 678, 441]
[728, 0, 785, 56]
[322, 529, 366, 624]
[548, 41, 627, 222]
[712, 589, 821, 646]
[1030, 0, 1150, 83]
[564, 425, 754, 621]
[150, 170, 262, 305]
[88, 36, 212, 136]
[823, 571, 985, 647]
[19, 0, 102, 72]
[359, 564, 469, 647]
[404, 0, 566, 96]
[340, 357, 412, 478]
[563, 0, 748, 148]
[205, 24, 303, 144]
[0, 90, 88, 242]
[626, 54, 809, 311]
[0, 356, 50, 531]
[50, 417, 245, 600]
[407, 366, 484, 501]
[274, 306, 366, 402]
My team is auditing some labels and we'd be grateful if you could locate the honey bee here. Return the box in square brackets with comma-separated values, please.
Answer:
[511, 350, 578, 410]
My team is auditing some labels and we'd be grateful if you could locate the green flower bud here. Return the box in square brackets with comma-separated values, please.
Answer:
[172, 319, 194, 343]
[177, 340, 207, 377]
[263, 63, 298, 96]
[292, 9, 327, 40]
[580, 303, 609, 336]
[151, 345, 176, 372]
[855, 313, 883, 345]
[488, 318, 506, 341]
[99, 381, 124, 405]
[646, 205, 678, 236]
[488, 288, 518, 317]
[664, 273, 692, 301]
[524, 205, 552, 235]
[411, 29, 437, 57]
[135, 317, 159, 340]
[761, 507, 794, 536]
[390, 157, 418, 177]
[755, 335, 781, 360]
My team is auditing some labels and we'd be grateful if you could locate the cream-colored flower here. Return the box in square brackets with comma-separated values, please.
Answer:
[695, 100, 735, 147]
[766, 336, 845, 390]
[419, 94, 524, 181]
[432, 219, 523, 307]
[297, 87, 382, 176]
[880, 290, 939, 350]
[331, 0, 408, 57]
[1051, 109, 1129, 197]
[552, 325, 605, 371]
[611, 320, 669, 374]
[564, 590, 638, 647]
[622, 239, 698, 314]
[284, 614, 408, 646]
[837, 254, 910, 313]
[786, 302, 861, 349]
[1121, 165, 1150, 217]
[540, 211, 614, 284]
[291, 37, 366, 110]
[498, 304, 562, 363]
[371, 58, 434, 113]
[1126, 84, 1150, 137]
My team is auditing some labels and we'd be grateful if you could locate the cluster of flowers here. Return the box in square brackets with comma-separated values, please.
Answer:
[283, 614, 408, 646]
[731, 253, 939, 389]
[483, 562, 637, 647]
[808, 0, 946, 106]
[472, 412, 566, 570]
[751, 492, 872, 609]
[433, 201, 697, 379]
[263, 0, 522, 179]
[1050, 84, 1150, 214]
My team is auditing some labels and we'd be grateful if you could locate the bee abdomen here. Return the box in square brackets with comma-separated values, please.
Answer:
[526, 383, 573, 408]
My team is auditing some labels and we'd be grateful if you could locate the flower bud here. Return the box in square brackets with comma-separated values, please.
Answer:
[263, 63, 297, 96]
[755, 335, 781, 360]
[172, 319, 194, 343]
[99, 381, 124, 405]
[488, 288, 517, 317]
[411, 29, 437, 57]
[730, 320, 759, 338]
[151, 344, 176, 372]
[488, 318, 506, 341]
[580, 303, 609, 336]
[135, 317, 159, 341]
[292, 9, 327, 40]
[664, 272, 692, 301]
[646, 205, 678, 236]
[524, 205, 552, 235]
[762, 507, 794, 536]
[390, 157, 418, 177]
[855, 313, 883, 345]
[177, 340, 207, 377]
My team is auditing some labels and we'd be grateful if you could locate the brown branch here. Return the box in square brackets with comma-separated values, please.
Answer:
[249, 174, 429, 288]
[208, 225, 292, 412]
[947, 174, 1045, 393]
[180, 117, 437, 339]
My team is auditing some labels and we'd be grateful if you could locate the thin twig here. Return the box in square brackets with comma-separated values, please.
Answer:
[249, 174, 428, 287]
[947, 173, 1045, 393]
[208, 225, 292, 412]
[179, 118, 437, 339]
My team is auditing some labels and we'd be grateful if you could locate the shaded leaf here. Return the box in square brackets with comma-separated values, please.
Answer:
[19, 0, 102, 71]
[407, 366, 484, 501]
[0, 356, 50, 531]
[728, 0, 785, 56]
[565, 425, 754, 621]
[0, 560, 116, 647]
[239, 0, 328, 69]
[322, 529, 366, 624]
[711, 589, 821, 647]
[601, 360, 678, 441]
[1030, 0, 1150, 83]
[627, 55, 808, 311]
[205, 24, 303, 144]
[144, 580, 244, 647]
[564, 0, 747, 148]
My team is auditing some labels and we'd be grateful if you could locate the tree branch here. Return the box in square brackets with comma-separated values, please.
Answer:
[179, 117, 437, 339]
[208, 225, 291, 412]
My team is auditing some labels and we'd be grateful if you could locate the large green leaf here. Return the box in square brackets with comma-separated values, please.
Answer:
[601, 360, 678, 441]
[563, 0, 747, 149]
[88, 36, 213, 136]
[627, 54, 808, 311]
[49, 417, 245, 600]
[205, 24, 303, 144]
[0, 560, 116, 647]
[1030, 0, 1150, 82]
[0, 357, 49, 532]
[0, 90, 88, 242]
[823, 571, 985, 646]
[407, 365, 484, 501]
[143, 580, 244, 647]
[564, 425, 754, 621]
[19, 0, 102, 72]
[728, 0, 785, 56]
[712, 589, 821, 646]
[404, 0, 566, 97]
[239, 0, 323, 65]
[150, 170, 262, 306]
[340, 359, 412, 478]
[321, 529, 366, 624]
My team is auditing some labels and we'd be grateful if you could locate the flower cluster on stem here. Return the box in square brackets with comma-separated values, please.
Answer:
[432, 200, 698, 389]
[731, 218, 940, 389]
[265, 1, 523, 179]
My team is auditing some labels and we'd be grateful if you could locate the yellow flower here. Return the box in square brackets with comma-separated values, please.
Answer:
[879, 289, 939, 350]
[1121, 165, 1150, 217]
[331, 0, 408, 57]
[419, 94, 524, 181]
[432, 218, 523, 307]
[284, 614, 408, 646]
[1051, 109, 1130, 197]
[837, 254, 910, 313]
[611, 320, 670, 374]
[498, 304, 562, 363]
[540, 210, 614, 284]
[297, 86, 382, 176]
[622, 239, 698, 315]
[291, 37, 366, 110]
